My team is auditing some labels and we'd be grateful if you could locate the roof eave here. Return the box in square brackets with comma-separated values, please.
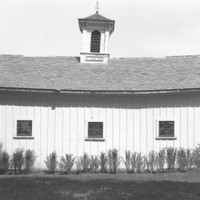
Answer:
[78, 18, 115, 23]
[1, 87, 200, 95]
[78, 18, 115, 33]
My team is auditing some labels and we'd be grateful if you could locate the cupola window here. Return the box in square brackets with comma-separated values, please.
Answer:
[90, 30, 101, 53]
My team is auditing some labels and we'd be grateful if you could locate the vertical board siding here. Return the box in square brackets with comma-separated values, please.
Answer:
[1, 92, 200, 168]
[1, 94, 7, 151]
[55, 102, 63, 157]
[133, 97, 141, 152]
[146, 96, 154, 153]
[12, 94, 20, 151]
[195, 93, 200, 147]
[40, 105, 47, 168]
[126, 98, 133, 152]
[140, 98, 147, 154]
[6, 95, 13, 154]
[119, 106, 127, 157]
[188, 95, 195, 149]
[106, 99, 113, 150]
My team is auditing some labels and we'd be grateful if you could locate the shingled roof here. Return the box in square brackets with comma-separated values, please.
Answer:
[0, 55, 200, 92]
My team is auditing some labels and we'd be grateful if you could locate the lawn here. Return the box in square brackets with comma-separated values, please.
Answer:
[0, 172, 200, 200]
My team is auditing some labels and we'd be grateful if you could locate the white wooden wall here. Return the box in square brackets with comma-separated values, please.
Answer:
[0, 91, 200, 169]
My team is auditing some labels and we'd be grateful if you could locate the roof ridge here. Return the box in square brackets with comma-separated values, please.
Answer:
[0, 54, 23, 57]
[0, 55, 79, 59]
[1, 54, 200, 60]
[166, 55, 200, 59]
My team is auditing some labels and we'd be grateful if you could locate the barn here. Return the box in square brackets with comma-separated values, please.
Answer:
[1, 11, 200, 169]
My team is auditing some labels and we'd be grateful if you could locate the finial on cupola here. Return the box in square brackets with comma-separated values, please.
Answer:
[95, 1, 100, 14]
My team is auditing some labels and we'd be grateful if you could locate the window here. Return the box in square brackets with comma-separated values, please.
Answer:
[159, 121, 174, 137]
[17, 120, 32, 137]
[156, 120, 176, 140]
[90, 30, 101, 53]
[88, 122, 103, 139]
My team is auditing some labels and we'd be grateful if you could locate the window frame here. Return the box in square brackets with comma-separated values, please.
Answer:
[85, 119, 105, 141]
[13, 117, 34, 139]
[156, 119, 177, 140]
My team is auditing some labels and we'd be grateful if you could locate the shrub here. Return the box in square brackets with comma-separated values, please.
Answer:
[59, 154, 75, 174]
[108, 149, 121, 173]
[45, 151, 58, 174]
[146, 151, 157, 173]
[24, 150, 37, 174]
[124, 151, 132, 173]
[130, 152, 137, 173]
[79, 153, 90, 173]
[185, 148, 193, 170]
[176, 148, 188, 172]
[135, 153, 145, 173]
[76, 159, 82, 174]
[90, 156, 100, 172]
[157, 148, 166, 173]
[99, 152, 107, 173]
[12, 148, 24, 174]
[166, 147, 176, 172]
[0, 151, 10, 174]
[186, 149, 194, 170]
[192, 145, 200, 170]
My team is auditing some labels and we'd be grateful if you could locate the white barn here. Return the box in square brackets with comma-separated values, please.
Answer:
[1, 11, 200, 169]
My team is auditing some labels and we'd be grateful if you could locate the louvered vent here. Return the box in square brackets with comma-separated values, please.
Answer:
[90, 31, 101, 53]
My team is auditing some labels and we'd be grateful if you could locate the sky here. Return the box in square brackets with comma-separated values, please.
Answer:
[0, 0, 200, 58]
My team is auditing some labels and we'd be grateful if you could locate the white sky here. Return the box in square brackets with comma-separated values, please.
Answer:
[0, 0, 200, 58]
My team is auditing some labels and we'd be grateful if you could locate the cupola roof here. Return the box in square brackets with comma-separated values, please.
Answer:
[79, 12, 114, 22]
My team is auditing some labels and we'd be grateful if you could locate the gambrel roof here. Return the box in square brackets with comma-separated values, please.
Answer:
[1, 55, 200, 93]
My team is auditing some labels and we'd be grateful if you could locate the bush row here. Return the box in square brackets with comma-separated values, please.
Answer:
[0, 146, 36, 174]
[1, 145, 200, 174]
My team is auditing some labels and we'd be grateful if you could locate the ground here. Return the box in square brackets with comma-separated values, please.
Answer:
[0, 172, 200, 200]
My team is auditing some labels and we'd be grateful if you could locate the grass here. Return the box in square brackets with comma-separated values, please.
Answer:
[0, 172, 200, 200]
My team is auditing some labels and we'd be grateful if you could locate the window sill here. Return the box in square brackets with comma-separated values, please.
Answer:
[85, 138, 105, 142]
[156, 137, 177, 140]
[13, 136, 34, 139]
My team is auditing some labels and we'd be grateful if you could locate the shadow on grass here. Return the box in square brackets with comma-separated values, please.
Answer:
[0, 176, 200, 200]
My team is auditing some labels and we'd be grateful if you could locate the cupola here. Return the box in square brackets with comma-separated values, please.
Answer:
[78, 4, 115, 63]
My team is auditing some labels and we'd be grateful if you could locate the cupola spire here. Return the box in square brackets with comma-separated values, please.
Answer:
[95, 1, 100, 14]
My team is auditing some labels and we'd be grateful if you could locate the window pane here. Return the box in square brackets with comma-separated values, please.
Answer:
[88, 122, 103, 138]
[159, 121, 174, 137]
[90, 30, 101, 53]
[88, 122, 103, 130]
[17, 120, 32, 136]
